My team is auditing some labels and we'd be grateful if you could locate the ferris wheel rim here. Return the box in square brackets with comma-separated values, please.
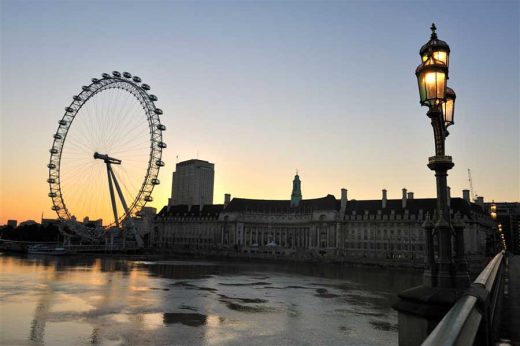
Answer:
[47, 71, 166, 227]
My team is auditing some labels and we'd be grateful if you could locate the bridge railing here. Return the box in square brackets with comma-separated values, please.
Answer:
[421, 250, 506, 346]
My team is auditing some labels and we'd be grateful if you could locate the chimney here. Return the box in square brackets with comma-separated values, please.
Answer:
[340, 188, 348, 215]
[382, 189, 387, 209]
[402, 188, 407, 208]
[462, 189, 470, 202]
[224, 193, 231, 208]
[476, 196, 484, 206]
[407, 192, 414, 200]
[447, 186, 451, 207]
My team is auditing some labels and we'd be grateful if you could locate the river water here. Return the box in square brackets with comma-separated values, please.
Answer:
[0, 253, 422, 346]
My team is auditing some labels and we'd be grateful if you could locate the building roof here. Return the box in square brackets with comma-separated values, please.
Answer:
[157, 204, 224, 218]
[176, 159, 214, 167]
[224, 195, 338, 213]
[155, 197, 489, 219]
[344, 198, 486, 218]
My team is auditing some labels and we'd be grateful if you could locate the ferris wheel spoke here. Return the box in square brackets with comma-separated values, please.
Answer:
[63, 164, 99, 218]
[112, 136, 152, 154]
[109, 119, 150, 151]
[65, 138, 94, 154]
[106, 95, 144, 150]
[103, 90, 121, 147]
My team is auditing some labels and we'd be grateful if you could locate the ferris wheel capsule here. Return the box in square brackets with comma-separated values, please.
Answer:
[144, 196, 153, 202]
[82, 86, 90, 91]
[123, 72, 132, 78]
[102, 73, 111, 79]
[156, 160, 165, 167]
[141, 84, 150, 90]
[157, 124, 166, 131]
[53, 134, 63, 140]
[47, 178, 56, 183]
[112, 71, 121, 77]
[151, 178, 160, 185]
[48, 163, 56, 169]
[59, 120, 68, 126]
[132, 76, 141, 83]
[50, 148, 59, 154]
[65, 107, 74, 113]
[51, 206, 60, 211]
[73, 95, 82, 101]
[158, 142, 167, 148]
[154, 108, 163, 115]
[91, 78, 100, 84]
[149, 95, 158, 101]
[48, 192, 58, 198]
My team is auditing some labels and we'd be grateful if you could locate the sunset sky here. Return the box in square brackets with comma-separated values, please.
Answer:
[0, 0, 518, 224]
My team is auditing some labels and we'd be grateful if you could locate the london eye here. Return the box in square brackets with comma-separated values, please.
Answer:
[47, 71, 166, 245]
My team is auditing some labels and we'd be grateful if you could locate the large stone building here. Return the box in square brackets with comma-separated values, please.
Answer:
[153, 204, 223, 250]
[153, 174, 496, 262]
[169, 159, 214, 206]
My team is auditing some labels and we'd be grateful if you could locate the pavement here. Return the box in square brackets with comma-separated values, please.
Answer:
[499, 254, 520, 346]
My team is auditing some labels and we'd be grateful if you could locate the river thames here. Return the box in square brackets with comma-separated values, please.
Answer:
[0, 254, 422, 346]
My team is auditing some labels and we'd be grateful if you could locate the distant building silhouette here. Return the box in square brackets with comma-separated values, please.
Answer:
[487, 201, 520, 254]
[7, 220, 17, 228]
[81, 217, 103, 228]
[169, 159, 214, 207]
[41, 218, 61, 227]
[19, 220, 38, 227]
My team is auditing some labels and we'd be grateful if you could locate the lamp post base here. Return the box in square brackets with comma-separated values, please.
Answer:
[393, 285, 465, 346]
[422, 269, 437, 288]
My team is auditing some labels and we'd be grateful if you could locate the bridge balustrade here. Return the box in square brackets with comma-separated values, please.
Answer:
[421, 251, 506, 346]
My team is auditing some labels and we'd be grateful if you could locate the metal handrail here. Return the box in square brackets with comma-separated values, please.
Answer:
[422, 251, 505, 346]
[474, 251, 504, 291]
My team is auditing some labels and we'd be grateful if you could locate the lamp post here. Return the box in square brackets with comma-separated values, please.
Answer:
[415, 24, 469, 289]
[393, 24, 470, 346]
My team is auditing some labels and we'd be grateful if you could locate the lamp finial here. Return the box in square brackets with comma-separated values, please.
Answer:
[430, 23, 437, 39]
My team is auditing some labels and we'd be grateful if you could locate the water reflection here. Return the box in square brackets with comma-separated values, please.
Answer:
[163, 312, 207, 327]
[0, 253, 422, 345]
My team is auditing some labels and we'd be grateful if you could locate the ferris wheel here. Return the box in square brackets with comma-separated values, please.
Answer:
[47, 71, 166, 235]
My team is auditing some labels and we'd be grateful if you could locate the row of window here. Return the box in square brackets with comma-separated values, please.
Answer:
[344, 242, 424, 251]
[345, 229, 425, 240]
[159, 237, 216, 243]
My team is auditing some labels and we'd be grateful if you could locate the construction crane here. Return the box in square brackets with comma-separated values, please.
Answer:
[467, 169, 476, 202]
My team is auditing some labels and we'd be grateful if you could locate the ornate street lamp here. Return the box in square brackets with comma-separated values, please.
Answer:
[393, 24, 468, 345]
[416, 23, 468, 289]
[442, 87, 456, 128]
[415, 59, 448, 108]
[420, 23, 451, 67]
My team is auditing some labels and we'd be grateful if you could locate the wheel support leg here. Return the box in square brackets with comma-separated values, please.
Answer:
[106, 163, 119, 228]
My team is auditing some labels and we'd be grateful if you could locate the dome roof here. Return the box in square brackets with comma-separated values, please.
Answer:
[419, 23, 450, 56]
